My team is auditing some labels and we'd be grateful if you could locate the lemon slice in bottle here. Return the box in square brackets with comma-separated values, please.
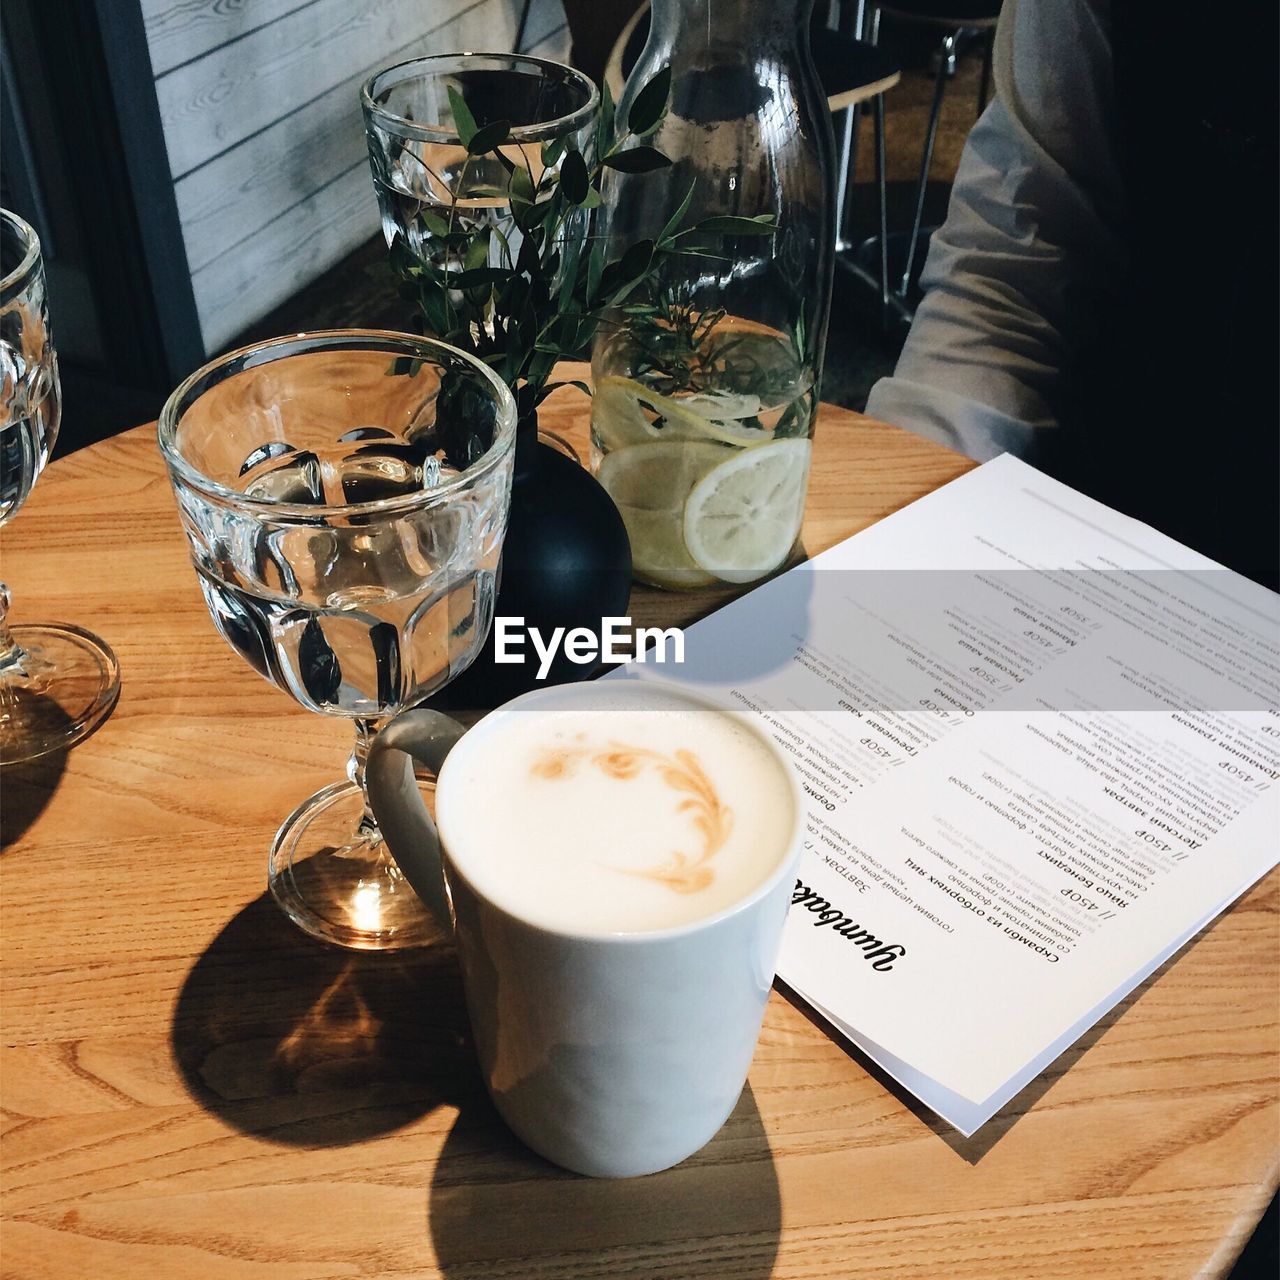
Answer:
[675, 391, 777, 445]
[593, 377, 775, 451]
[591, 378, 660, 450]
[592, 377, 708, 450]
[683, 438, 812, 583]
[597, 440, 730, 589]
[679, 391, 762, 419]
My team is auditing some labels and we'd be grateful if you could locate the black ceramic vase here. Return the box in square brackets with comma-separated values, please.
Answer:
[432, 414, 632, 710]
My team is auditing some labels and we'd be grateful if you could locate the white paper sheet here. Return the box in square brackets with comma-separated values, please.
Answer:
[610, 455, 1280, 1133]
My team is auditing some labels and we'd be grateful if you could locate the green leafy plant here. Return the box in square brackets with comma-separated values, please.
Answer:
[386, 67, 777, 421]
[619, 272, 814, 413]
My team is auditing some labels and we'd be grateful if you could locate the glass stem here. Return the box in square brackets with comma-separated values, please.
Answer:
[0, 582, 24, 671]
[348, 716, 383, 837]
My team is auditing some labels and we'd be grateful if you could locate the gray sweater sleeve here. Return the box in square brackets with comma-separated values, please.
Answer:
[864, 0, 1126, 461]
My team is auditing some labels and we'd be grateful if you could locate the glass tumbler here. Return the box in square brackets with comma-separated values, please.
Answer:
[158, 331, 516, 950]
[361, 51, 598, 338]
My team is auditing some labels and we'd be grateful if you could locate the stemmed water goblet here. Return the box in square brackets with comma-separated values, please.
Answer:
[157, 331, 516, 950]
[0, 208, 120, 763]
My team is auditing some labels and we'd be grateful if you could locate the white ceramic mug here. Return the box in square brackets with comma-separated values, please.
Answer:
[366, 680, 803, 1178]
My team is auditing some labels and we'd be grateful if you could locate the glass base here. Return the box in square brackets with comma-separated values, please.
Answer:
[268, 778, 446, 951]
[0, 623, 120, 765]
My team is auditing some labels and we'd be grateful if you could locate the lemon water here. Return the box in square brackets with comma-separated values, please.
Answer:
[372, 145, 519, 266]
[0, 389, 56, 526]
[590, 324, 815, 590]
[191, 442, 499, 718]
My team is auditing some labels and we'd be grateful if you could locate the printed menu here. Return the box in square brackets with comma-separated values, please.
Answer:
[614, 454, 1280, 1134]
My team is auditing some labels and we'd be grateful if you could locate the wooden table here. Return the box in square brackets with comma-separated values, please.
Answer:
[2, 388, 1276, 1279]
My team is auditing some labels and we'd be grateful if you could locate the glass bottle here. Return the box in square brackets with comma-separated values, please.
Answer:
[591, 0, 834, 590]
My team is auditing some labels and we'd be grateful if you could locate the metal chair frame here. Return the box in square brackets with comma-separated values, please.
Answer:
[828, 1, 900, 324]
[857, 1, 998, 318]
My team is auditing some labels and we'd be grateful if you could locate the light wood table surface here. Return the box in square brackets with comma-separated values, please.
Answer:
[2, 386, 1276, 1279]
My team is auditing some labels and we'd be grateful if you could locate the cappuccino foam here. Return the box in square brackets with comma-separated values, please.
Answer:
[437, 683, 797, 934]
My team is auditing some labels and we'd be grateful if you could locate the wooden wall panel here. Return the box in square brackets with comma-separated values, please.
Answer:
[174, 65, 368, 276]
[141, 0, 319, 77]
[186, 1, 510, 349]
[154, 0, 503, 178]
[518, 0, 569, 57]
[527, 26, 570, 59]
[172, 15, 452, 276]
[140, 0, 573, 353]
[190, 162, 374, 346]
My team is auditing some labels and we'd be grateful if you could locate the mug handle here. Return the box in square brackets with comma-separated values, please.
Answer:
[366, 708, 466, 933]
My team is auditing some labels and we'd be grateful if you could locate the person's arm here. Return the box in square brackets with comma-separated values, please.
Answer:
[864, 0, 1125, 461]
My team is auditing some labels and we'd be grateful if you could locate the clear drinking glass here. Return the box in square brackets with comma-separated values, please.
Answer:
[0, 209, 120, 763]
[361, 51, 598, 335]
[158, 331, 516, 950]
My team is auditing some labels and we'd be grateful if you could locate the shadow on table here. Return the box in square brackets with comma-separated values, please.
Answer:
[779, 904, 1241, 1165]
[426, 1083, 782, 1279]
[171, 892, 472, 1146]
[0, 744, 69, 850]
[651, 556, 817, 689]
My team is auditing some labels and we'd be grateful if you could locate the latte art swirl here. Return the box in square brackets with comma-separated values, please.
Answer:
[531, 741, 732, 893]
[438, 684, 796, 934]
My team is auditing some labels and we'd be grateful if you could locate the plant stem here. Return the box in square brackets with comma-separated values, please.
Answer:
[442, 152, 475, 333]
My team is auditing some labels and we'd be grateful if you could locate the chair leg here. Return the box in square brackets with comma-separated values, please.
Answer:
[977, 27, 994, 114]
[874, 89, 889, 328]
[835, 106, 860, 252]
[899, 29, 954, 298]
[834, 1, 871, 254]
